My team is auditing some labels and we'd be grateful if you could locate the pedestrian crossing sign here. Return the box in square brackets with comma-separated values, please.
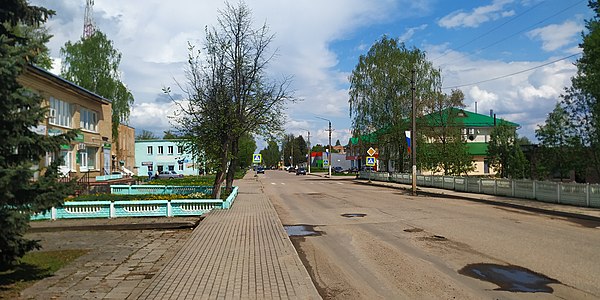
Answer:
[323, 159, 329, 167]
[366, 156, 376, 167]
[253, 154, 262, 163]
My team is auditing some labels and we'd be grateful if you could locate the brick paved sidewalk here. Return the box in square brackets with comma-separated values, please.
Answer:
[135, 177, 320, 299]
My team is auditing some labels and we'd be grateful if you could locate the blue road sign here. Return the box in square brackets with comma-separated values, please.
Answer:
[323, 159, 329, 166]
[253, 154, 262, 163]
[366, 156, 376, 166]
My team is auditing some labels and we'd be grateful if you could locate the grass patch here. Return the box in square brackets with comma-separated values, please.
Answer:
[0, 249, 88, 298]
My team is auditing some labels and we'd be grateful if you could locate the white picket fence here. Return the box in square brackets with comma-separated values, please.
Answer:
[360, 171, 600, 208]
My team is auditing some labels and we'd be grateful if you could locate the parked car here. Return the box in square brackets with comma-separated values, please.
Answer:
[296, 167, 306, 175]
[333, 166, 344, 173]
[287, 166, 296, 173]
[157, 170, 183, 179]
[256, 166, 265, 174]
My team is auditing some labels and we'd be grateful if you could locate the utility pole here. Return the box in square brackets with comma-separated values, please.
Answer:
[306, 130, 311, 173]
[328, 121, 332, 178]
[290, 135, 294, 168]
[316, 117, 332, 178]
[411, 69, 417, 196]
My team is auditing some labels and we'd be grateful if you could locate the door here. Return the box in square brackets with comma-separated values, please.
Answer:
[103, 148, 111, 174]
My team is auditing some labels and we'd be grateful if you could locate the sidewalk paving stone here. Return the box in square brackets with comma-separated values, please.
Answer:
[135, 176, 320, 299]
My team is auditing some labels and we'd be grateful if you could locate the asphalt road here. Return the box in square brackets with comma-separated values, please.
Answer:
[260, 170, 600, 299]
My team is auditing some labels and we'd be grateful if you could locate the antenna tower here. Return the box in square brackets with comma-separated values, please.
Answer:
[83, 0, 95, 38]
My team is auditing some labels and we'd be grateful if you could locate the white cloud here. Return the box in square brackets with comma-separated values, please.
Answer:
[429, 43, 577, 141]
[469, 86, 498, 103]
[527, 20, 584, 52]
[438, 0, 515, 28]
[399, 24, 428, 42]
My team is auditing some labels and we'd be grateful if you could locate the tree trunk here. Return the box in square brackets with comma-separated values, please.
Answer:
[212, 141, 230, 199]
[226, 138, 239, 193]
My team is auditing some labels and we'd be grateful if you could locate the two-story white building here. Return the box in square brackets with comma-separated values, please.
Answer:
[135, 139, 202, 176]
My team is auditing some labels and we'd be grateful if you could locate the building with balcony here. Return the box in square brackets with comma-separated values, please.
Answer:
[19, 65, 114, 178]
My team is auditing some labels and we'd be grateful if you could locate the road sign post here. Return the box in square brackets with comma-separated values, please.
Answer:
[366, 156, 375, 183]
[253, 154, 262, 177]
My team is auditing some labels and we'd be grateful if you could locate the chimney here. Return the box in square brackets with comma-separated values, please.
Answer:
[475, 102, 477, 113]
[490, 109, 493, 118]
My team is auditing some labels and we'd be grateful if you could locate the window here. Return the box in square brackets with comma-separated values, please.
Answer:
[60, 150, 72, 170]
[177, 146, 183, 154]
[178, 163, 184, 171]
[80, 108, 97, 132]
[158, 146, 164, 155]
[168, 146, 174, 155]
[147, 146, 153, 155]
[49, 97, 72, 127]
[86, 147, 97, 170]
[79, 151, 88, 171]
[168, 165, 175, 171]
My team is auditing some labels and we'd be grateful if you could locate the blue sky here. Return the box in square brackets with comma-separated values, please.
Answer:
[33, 0, 592, 149]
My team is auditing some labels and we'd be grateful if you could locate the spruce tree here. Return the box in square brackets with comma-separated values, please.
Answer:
[0, 0, 76, 269]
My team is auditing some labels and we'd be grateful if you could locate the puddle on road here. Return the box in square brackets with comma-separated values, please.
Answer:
[341, 213, 366, 218]
[284, 225, 322, 237]
[403, 228, 423, 233]
[459, 263, 560, 293]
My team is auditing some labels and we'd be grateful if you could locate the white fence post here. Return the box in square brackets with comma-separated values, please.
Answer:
[110, 201, 115, 218]
[511, 179, 515, 197]
[557, 182, 561, 204]
[494, 179, 498, 195]
[586, 183, 590, 207]
[478, 178, 482, 193]
[533, 181, 537, 200]
[167, 200, 172, 217]
[51, 207, 57, 220]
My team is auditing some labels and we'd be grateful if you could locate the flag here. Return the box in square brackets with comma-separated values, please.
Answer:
[405, 130, 411, 154]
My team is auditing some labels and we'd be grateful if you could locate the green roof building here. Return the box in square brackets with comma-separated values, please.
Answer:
[347, 108, 519, 175]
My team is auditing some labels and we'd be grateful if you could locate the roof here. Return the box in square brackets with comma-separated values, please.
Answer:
[422, 107, 519, 128]
[26, 65, 111, 105]
[349, 131, 380, 145]
[349, 108, 519, 146]
[135, 139, 189, 143]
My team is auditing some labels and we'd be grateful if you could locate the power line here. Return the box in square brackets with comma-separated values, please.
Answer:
[441, 52, 581, 90]
[436, 0, 586, 69]
[432, 0, 546, 62]
[471, 0, 586, 55]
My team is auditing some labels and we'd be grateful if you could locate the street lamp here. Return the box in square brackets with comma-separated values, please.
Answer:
[410, 69, 417, 196]
[300, 128, 311, 174]
[316, 117, 332, 178]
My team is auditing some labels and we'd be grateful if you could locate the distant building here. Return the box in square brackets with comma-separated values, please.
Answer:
[117, 124, 136, 174]
[346, 107, 519, 176]
[135, 140, 201, 176]
[421, 108, 519, 176]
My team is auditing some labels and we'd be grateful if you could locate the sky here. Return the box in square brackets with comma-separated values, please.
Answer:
[32, 0, 593, 150]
